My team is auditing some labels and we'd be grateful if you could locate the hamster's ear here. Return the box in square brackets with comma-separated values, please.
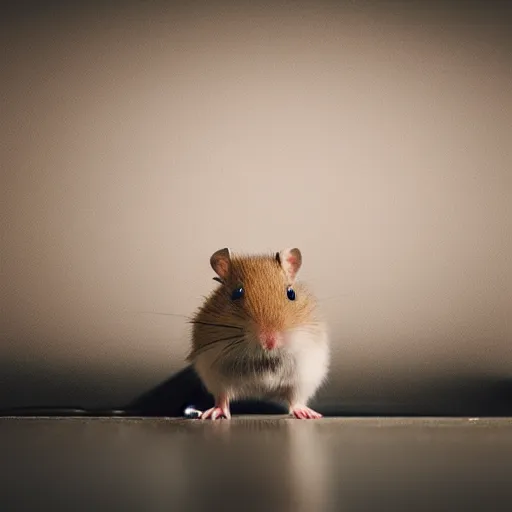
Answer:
[210, 248, 232, 281]
[277, 248, 302, 283]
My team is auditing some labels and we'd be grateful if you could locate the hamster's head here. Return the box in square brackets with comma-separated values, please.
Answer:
[207, 247, 316, 351]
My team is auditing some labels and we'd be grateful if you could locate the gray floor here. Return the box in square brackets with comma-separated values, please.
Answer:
[1, 416, 512, 511]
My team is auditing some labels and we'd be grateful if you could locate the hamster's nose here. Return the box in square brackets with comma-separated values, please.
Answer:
[259, 331, 278, 351]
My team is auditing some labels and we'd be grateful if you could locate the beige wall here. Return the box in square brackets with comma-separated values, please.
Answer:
[1, 2, 511, 409]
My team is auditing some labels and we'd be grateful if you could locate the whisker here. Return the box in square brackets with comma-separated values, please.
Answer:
[189, 320, 243, 331]
[212, 338, 245, 367]
[196, 335, 242, 350]
[191, 334, 244, 357]
[298, 323, 322, 330]
[135, 311, 191, 319]
[220, 337, 245, 352]
[318, 294, 349, 302]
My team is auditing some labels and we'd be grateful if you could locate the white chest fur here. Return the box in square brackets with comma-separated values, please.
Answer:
[193, 323, 330, 405]
[230, 325, 329, 403]
[283, 325, 330, 400]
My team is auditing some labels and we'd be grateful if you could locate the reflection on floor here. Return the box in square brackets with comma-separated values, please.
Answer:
[1, 417, 512, 511]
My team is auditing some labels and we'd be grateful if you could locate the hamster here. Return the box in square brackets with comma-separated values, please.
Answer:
[186, 247, 330, 420]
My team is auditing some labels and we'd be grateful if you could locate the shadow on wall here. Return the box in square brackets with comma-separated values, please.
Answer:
[1, 362, 512, 417]
[128, 365, 288, 417]
[128, 366, 512, 417]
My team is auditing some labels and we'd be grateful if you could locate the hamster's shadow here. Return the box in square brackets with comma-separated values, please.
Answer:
[127, 366, 512, 417]
[127, 365, 287, 417]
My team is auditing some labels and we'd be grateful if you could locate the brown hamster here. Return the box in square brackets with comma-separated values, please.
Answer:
[187, 247, 330, 420]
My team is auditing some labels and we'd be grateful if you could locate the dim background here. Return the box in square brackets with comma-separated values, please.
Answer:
[1, 0, 511, 412]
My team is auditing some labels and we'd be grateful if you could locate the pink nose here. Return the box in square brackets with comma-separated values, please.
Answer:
[259, 332, 278, 350]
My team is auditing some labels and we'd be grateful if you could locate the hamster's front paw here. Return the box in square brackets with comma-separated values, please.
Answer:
[289, 405, 323, 419]
[200, 406, 231, 420]
[200, 396, 231, 420]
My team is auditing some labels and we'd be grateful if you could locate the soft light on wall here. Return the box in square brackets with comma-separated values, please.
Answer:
[1, 1, 511, 409]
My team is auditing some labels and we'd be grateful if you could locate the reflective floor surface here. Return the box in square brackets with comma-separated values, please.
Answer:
[1, 416, 512, 511]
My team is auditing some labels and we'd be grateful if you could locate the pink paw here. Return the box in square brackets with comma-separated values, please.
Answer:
[290, 406, 323, 419]
[200, 406, 231, 420]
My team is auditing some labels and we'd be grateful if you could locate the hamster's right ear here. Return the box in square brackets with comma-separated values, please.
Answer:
[277, 248, 302, 283]
[210, 248, 232, 281]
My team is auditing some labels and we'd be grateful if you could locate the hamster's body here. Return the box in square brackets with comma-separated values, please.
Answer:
[187, 248, 330, 420]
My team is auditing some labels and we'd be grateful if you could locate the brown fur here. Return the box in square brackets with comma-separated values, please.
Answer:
[186, 249, 329, 418]
[187, 252, 317, 361]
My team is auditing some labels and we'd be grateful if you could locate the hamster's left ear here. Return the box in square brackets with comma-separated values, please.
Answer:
[210, 247, 232, 281]
[276, 248, 302, 283]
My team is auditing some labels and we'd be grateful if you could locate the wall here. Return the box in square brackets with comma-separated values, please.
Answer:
[1, 1, 511, 410]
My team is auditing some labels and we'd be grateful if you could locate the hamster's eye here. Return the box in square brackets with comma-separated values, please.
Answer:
[286, 287, 296, 301]
[231, 286, 244, 300]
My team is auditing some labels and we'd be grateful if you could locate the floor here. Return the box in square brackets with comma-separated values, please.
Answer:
[1, 416, 512, 511]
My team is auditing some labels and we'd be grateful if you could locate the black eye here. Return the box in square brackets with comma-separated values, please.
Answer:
[287, 287, 296, 301]
[231, 286, 244, 300]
